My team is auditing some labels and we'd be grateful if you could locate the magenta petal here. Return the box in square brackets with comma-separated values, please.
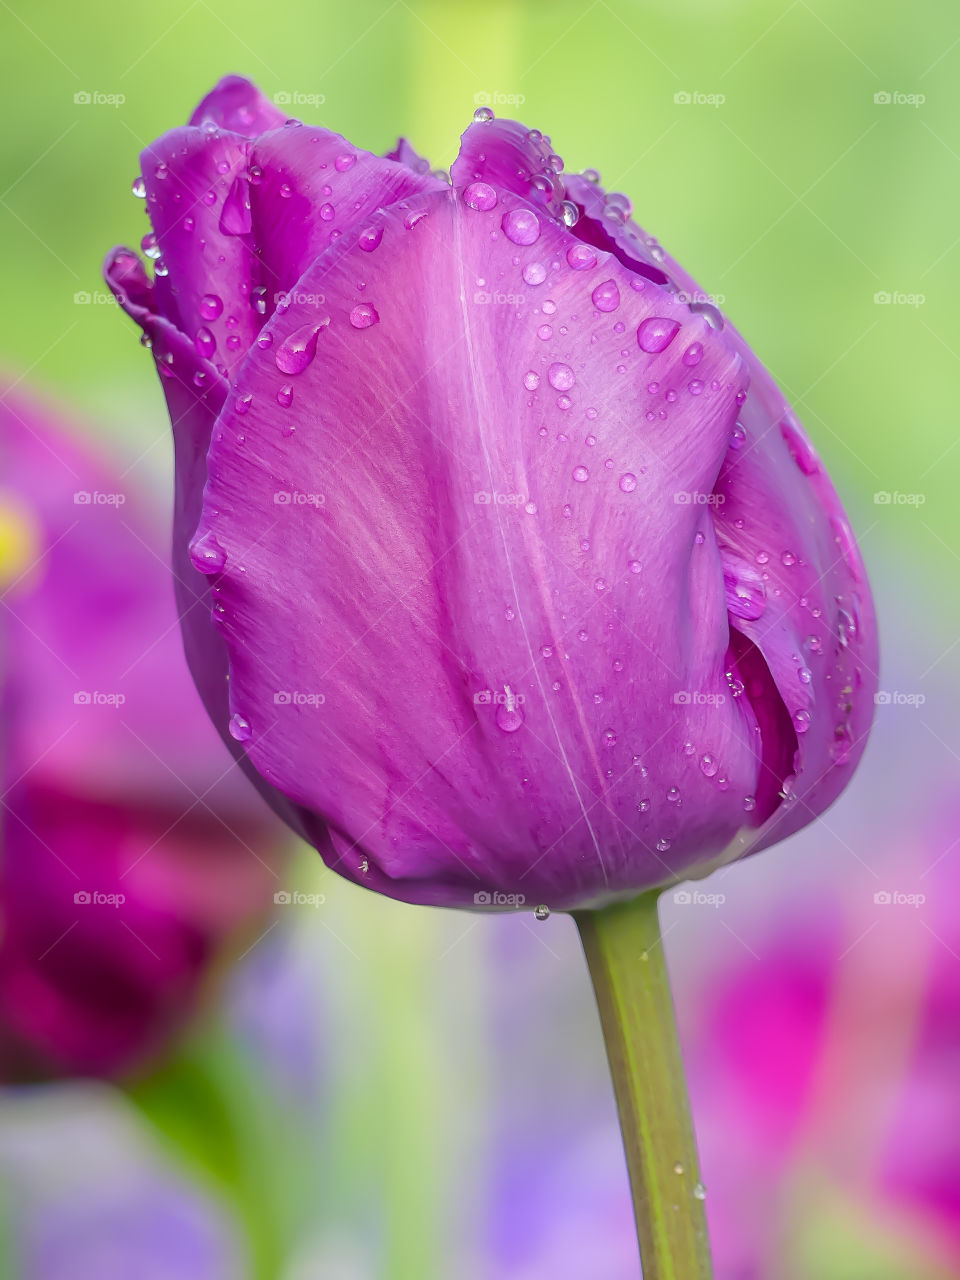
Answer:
[384, 136, 432, 175]
[247, 125, 446, 313]
[187, 186, 781, 911]
[137, 125, 261, 376]
[189, 74, 289, 136]
[451, 117, 567, 219]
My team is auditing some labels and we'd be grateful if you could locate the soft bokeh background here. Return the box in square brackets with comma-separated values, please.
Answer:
[1, 1, 958, 1276]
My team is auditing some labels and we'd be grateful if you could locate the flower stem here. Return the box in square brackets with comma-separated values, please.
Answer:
[575, 891, 713, 1279]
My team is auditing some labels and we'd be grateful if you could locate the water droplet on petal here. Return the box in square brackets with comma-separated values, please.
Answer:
[502, 207, 540, 245]
[523, 262, 547, 286]
[277, 383, 293, 407]
[194, 327, 216, 358]
[534, 904, 550, 921]
[473, 105, 495, 124]
[637, 316, 680, 353]
[131, 175, 146, 198]
[276, 321, 326, 374]
[793, 708, 811, 734]
[572, 465, 590, 483]
[566, 243, 597, 270]
[495, 686, 524, 733]
[229, 713, 252, 742]
[463, 181, 498, 211]
[200, 293, 223, 320]
[335, 152, 357, 172]
[220, 175, 252, 236]
[189, 530, 226, 574]
[358, 225, 383, 252]
[591, 279, 621, 312]
[700, 754, 718, 778]
[619, 473, 637, 493]
[602, 728, 617, 747]
[548, 362, 575, 391]
[349, 303, 379, 329]
[682, 342, 703, 367]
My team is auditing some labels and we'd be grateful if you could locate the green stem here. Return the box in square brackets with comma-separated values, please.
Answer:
[575, 890, 713, 1280]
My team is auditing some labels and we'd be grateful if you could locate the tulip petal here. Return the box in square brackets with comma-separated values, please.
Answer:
[559, 159, 878, 854]
[452, 117, 566, 220]
[188, 73, 290, 136]
[385, 137, 433, 175]
[188, 184, 798, 910]
[245, 124, 446, 316]
[136, 125, 261, 377]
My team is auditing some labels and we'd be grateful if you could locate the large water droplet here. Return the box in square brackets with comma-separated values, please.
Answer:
[566, 243, 597, 271]
[463, 181, 498, 211]
[349, 303, 379, 329]
[502, 207, 541, 245]
[572, 465, 590, 483]
[276, 321, 326, 374]
[591, 280, 621, 312]
[548, 362, 575, 391]
[495, 686, 524, 733]
[358, 225, 383, 253]
[229, 713, 252, 742]
[220, 175, 252, 236]
[189, 530, 226, 574]
[637, 316, 680, 353]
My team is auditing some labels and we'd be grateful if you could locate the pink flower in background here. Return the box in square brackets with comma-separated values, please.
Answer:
[0, 388, 281, 1079]
[105, 76, 876, 911]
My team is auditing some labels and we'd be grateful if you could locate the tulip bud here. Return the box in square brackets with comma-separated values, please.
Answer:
[105, 77, 876, 913]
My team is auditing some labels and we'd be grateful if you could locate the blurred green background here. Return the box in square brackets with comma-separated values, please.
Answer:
[1, 1, 959, 1277]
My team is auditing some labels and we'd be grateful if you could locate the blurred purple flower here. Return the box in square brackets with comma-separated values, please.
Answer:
[0, 388, 281, 1079]
[105, 77, 876, 911]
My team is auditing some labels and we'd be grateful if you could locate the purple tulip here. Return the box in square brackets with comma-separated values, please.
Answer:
[105, 76, 877, 912]
[0, 387, 280, 1079]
